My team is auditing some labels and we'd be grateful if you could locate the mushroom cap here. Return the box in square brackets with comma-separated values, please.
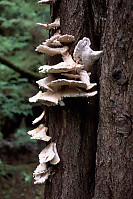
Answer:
[60, 87, 98, 98]
[34, 170, 51, 184]
[29, 91, 61, 105]
[27, 124, 51, 142]
[36, 75, 56, 91]
[32, 111, 45, 124]
[27, 124, 47, 136]
[57, 34, 75, 43]
[61, 73, 80, 79]
[38, 62, 83, 74]
[33, 163, 47, 175]
[35, 45, 69, 56]
[50, 143, 60, 165]
[38, 0, 52, 4]
[37, 18, 60, 30]
[39, 143, 55, 163]
[30, 129, 51, 142]
[29, 87, 97, 106]
[47, 79, 88, 90]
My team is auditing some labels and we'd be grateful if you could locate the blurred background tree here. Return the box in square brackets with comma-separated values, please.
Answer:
[0, 0, 49, 139]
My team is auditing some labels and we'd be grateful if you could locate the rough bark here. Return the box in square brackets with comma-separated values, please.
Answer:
[94, 0, 133, 198]
[44, 0, 104, 198]
[45, 98, 98, 199]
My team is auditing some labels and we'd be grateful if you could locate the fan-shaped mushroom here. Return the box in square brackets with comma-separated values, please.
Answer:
[36, 74, 56, 91]
[39, 143, 55, 163]
[27, 124, 51, 142]
[50, 143, 60, 165]
[35, 45, 69, 56]
[73, 37, 103, 71]
[32, 111, 45, 124]
[37, 18, 60, 30]
[38, 0, 53, 4]
[33, 163, 47, 175]
[34, 170, 51, 184]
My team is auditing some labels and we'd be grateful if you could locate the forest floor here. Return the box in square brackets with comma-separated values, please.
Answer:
[0, 162, 44, 199]
[0, 140, 45, 199]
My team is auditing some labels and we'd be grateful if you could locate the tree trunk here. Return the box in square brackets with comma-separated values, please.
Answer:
[45, 98, 98, 199]
[94, 0, 133, 198]
[44, 0, 103, 198]
[43, 0, 132, 198]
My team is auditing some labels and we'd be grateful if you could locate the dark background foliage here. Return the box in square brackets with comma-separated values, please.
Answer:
[0, 1, 50, 198]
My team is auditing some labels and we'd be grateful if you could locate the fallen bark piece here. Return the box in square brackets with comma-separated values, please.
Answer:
[32, 111, 45, 124]
[37, 18, 60, 30]
[35, 45, 69, 56]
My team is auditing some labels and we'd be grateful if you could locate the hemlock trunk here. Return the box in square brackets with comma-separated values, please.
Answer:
[43, 0, 133, 198]
[44, 0, 100, 198]
[94, 0, 133, 198]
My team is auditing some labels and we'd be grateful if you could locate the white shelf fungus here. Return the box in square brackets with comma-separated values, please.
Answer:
[73, 37, 103, 71]
[28, 3, 103, 184]
[38, 0, 53, 5]
[33, 163, 47, 175]
[32, 111, 45, 124]
[34, 169, 51, 184]
[27, 124, 51, 142]
[39, 142, 60, 164]
[37, 18, 60, 30]
[35, 45, 69, 56]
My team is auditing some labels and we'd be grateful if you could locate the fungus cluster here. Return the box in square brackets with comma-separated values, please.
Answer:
[28, 0, 103, 184]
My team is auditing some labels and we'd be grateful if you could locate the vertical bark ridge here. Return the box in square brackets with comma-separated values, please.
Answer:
[94, 0, 133, 198]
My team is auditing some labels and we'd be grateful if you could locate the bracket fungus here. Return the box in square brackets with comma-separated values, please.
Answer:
[39, 142, 60, 164]
[32, 142, 60, 184]
[73, 37, 103, 71]
[35, 45, 69, 56]
[34, 163, 47, 175]
[38, 0, 54, 5]
[38, 62, 83, 74]
[32, 111, 45, 124]
[27, 124, 51, 142]
[34, 168, 51, 184]
[28, 1, 103, 185]
[37, 18, 60, 30]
